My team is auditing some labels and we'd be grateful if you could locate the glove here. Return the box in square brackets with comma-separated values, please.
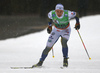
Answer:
[75, 23, 80, 30]
[47, 26, 52, 34]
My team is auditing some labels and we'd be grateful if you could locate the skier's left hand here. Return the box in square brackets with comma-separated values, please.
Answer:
[75, 23, 80, 30]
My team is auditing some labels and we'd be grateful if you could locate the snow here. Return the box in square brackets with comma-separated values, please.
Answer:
[0, 15, 100, 73]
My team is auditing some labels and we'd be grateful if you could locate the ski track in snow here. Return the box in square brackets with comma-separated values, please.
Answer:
[0, 15, 100, 73]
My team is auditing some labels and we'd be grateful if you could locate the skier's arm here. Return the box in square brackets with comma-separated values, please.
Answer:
[74, 13, 80, 30]
[68, 10, 80, 30]
[47, 18, 52, 34]
[47, 11, 52, 34]
[75, 13, 79, 23]
[48, 18, 52, 26]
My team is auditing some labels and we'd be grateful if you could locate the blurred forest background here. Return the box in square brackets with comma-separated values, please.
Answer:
[0, 0, 100, 40]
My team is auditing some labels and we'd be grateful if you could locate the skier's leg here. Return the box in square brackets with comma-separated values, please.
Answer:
[32, 28, 60, 67]
[61, 37, 68, 58]
[61, 27, 71, 58]
[61, 37, 69, 67]
[40, 46, 51, 61]
[32, 47, 51, 67]
[61, 27, 71, 67]
[40, 31, 60, 62]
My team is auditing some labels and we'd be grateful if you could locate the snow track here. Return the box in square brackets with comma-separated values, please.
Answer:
[0, 15, 100, 73]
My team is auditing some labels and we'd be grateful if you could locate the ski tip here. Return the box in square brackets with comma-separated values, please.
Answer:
[89, 58, 91, 60]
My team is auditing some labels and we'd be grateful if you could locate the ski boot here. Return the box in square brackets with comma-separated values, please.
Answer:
[63, 57, 68, 67]
[32, 61, 43, 68]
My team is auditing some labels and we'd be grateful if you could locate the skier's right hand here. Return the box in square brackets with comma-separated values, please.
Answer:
[47, 26, 52, 34]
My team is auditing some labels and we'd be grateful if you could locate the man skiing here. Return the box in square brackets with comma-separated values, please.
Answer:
[32, 4, 80, 67]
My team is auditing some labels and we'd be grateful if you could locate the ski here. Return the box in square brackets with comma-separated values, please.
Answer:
[11, 66, 42, 69]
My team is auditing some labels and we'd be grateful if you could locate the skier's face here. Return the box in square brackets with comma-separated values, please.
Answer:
[55, 10, 64, 17]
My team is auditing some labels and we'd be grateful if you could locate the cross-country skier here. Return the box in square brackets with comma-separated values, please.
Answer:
[32, 3, 80, 67]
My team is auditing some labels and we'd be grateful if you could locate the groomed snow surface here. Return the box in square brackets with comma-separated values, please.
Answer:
[0, 15, 100, 73]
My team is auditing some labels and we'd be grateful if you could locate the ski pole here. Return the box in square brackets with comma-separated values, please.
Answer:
[77, 30, 91, 60]
[52, 47, 55, 58]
